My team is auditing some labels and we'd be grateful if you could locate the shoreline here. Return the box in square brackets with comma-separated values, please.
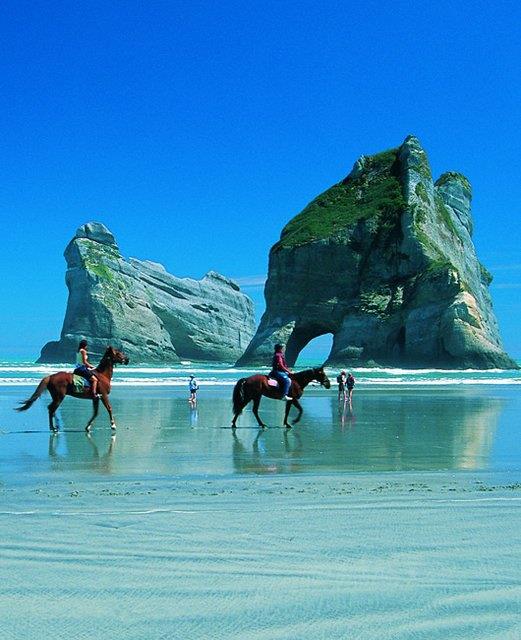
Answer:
[1, 471, 520, 639]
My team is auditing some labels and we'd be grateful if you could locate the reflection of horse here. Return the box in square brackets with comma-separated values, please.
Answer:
[232, 367, 331, 429]
[16, 346, 129, 432]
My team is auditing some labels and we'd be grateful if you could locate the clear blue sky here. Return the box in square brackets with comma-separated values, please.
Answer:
[1, 0, 520, 360]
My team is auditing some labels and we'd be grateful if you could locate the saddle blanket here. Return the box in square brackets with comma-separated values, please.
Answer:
[72, 374, 90, 394]
[267, 377, 280, 388]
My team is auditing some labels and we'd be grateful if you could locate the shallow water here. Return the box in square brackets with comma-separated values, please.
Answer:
[1, 385, 520, 480]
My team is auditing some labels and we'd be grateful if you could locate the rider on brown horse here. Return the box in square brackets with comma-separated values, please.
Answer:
[16, 346, 129, 432]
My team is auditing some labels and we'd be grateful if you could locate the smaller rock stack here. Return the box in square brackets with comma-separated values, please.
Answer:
[39, 222, 255, 364]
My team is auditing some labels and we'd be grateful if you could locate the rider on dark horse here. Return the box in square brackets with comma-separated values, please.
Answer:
[270, 343, 293, 401]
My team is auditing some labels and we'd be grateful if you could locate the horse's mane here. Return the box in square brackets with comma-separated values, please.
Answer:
[96, 347, 113, 371]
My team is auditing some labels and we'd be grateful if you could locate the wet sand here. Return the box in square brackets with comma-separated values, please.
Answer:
[1, 386, 520, 638]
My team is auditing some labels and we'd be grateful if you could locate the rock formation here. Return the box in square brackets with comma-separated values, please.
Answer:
[237, 136, 517, 369]
[39, 222, 255, 364]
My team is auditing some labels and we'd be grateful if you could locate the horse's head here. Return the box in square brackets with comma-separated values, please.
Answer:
[313, 366, 331, 389]
[105, 346, 130, 365]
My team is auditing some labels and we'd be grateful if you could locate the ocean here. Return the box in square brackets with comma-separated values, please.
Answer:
[1, 359, 521, 387]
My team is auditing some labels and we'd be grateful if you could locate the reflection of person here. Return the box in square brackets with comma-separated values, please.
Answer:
[188, 375, 199, 404]
[189, 404, 198, 428]
[337, 370, 347, 402]
[74, 339, 100, 397]
[270, 344, 292, 401]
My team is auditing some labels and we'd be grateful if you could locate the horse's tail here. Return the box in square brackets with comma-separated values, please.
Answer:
[16, 376, 50, 412]
[232, 378, 247, 415]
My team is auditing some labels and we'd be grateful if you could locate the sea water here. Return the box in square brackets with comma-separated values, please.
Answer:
[2, 358, 521, 480]
[1, 359, 520, 387]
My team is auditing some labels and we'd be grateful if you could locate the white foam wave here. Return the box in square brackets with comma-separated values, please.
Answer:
[345, 366, 518, 374]
[2, 377, 520, 387]
[0, 365, 253, 374]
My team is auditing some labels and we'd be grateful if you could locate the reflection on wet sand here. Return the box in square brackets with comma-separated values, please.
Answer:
[232, 429, 304, 475]
[2, 387, 509, 477]
[48, 432, 116, 475]
[326, 390, 504, 471]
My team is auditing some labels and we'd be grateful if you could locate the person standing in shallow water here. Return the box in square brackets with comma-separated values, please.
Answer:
[337, 370, 347, 402]
[346, 372, 355, 405]
[270, 344, 293, 401]
[73, 339, 100, 397]
[188, 375, 199, 404]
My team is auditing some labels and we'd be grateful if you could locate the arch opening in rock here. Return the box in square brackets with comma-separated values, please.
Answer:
[291, 331, 334, 367]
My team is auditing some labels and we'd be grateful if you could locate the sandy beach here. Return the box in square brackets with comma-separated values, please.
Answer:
[1, 385, 520, 639]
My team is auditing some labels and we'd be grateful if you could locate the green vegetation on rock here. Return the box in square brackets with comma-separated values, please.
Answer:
[435, 171, 471, 194]
[434, 192, 460, 239]
[425, 258, 455, 274]
[80, 239, 120, 282]
[415, 181, 429, 204]
[479, 262, 493, 285]
[274, 148, 406, 250]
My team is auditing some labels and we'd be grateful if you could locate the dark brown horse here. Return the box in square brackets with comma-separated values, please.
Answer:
[16, 346, 129, 432]
[232, 366, 331, 429]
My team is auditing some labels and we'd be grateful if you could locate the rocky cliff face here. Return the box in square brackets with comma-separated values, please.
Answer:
[39, 222, 255, 364]
[237, 136, 516, 369]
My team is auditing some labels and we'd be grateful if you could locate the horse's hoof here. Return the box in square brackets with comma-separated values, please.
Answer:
[85, 426, 92, 432]
[111, 423, 117, 430]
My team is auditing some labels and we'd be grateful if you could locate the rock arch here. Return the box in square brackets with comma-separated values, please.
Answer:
[236, 137, 516, 369]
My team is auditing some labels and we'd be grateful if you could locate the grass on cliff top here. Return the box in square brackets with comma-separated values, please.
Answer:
[435, 171, 471, 194]
[274, 148, 406, 250]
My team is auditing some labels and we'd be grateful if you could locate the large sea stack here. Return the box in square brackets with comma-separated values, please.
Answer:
[237, 136, 516, 369]
[39, 222, 255, 364]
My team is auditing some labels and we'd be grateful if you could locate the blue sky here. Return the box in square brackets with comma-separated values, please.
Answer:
[1, 0, 520, 360]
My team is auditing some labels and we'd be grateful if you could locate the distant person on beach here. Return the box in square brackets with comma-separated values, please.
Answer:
[270, 343, 293, 401]
[336, 370, 347, 402]
[188, 375, 199, 403]
[346, 372, 355, 404]
[73, 339, 100, 397]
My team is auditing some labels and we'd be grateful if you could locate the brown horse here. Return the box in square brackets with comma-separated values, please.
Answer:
[232, 366, 331, 429]
[16, 346, 129, 432]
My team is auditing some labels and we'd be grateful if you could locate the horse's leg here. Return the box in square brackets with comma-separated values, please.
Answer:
[47, 395, 64, 432]
[99, 393, 116, 429]
[252, 395, 266, 428]
[283, 399, 293, 428]
[232, 396, 248, 429]
[85, 397, 100, 432]
[290, 399, 303, 426]
[232, 410, 241, 429]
